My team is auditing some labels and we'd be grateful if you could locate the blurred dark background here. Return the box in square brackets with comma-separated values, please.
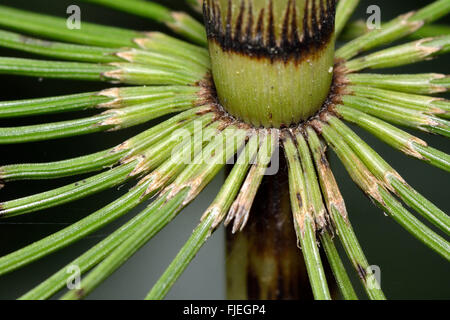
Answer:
[0, 0, 448, 299]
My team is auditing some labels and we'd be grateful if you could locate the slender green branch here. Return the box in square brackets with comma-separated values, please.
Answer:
[340, 20, 450, 42]
[336, 105, 450, 172]
[0, 57, 114, 81]
[296, 129, 358, 300]
[0, 161, 137, 218]
[0, 29, 121, 63]
[319, 232, 358, 300]
[0, 180, 152, 276]
[345, 36, 450, 72]
[348, 85, 449, 118]
[346, 73, 449, 94]
[0, 114, 113, 144]
[63, 127, 248, 299]
[336, 0, 450, 60]
[0, 5, 141, 48]
[225, 131, 276, 233]
[328, 116, 450, 235]
[319, 122, 450, 261]
[145, 134, 261, 300]
[146, 209, 213, 300]
[0, 91, 109, 118]
[20, 191, 168, 300]
[0, 107, 210, 181]
[79, 0, 207, 46]
[341, 94, 449, 135]
[283, 133, 331, 300]
[335, 0, 360, 37]
[135, 32, 210, 69]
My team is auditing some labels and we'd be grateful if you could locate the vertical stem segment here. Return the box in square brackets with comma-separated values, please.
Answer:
[204, 0, 336, 128]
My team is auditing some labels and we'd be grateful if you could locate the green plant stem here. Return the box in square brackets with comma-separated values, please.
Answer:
[0, 161, 137, 218]
[146, 208, 214, 300]
[341, 95, 448, 134]
[0, 114, 113, 144]
[135, 32, 210, 69]
[319, 232, 358, 300]
[336, 0, 450, 60]
[63, 127, 247, 299]
[0, 57, 114, 80]
[0, 5, 141, 48]
[320, 123, 450, 261]
[349, 85, 449, 118]
[335, 0, 360, 37]
[79, 0, 207, 46]
[340, 20, 450, 42]
[346, 73, 449, 94]
[345, 36, 450, 72]
[0, 108, 209, 181]
[145, 135, 260, 300]
[336, 104, 450, 172]
[283, 134, 331, 300]
[328, 116, 450, 235]
[0, 180, 152, 276]
[0, 91, 109, 118]
[0, 29, 120, 63]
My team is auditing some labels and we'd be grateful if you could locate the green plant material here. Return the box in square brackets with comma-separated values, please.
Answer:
[146, 212, 215, 300]
[346, 73, 449, 94]
[0, 161, 137, 218]
[0, 57, 114, 80]
[0, 94, 198, 144]
[62, 127, 248, 299]
[61, 189, 188, 300]
[307, 127, 385, 300]
[186, 0, 202, 13]
[135, 32, 210, 69]
[79, 0, 207, 46]
[104, 62, 203, 85]
[339, 20, 450, 41]
[0, 29, 121, 63]
[0, 180, 152, 276]
[21, 117, 223, 299]
[328, 116, 450, 235]
[349, 85, 449, 118]
[320, 122, 450, 261]
[335, 0, 360, 37]
[0, 85, 200, 118]
[208, 39, 335, 128]
[0, 114, 113, 144]
[319, 232, 358, 300]
[225, 131, 276, 233]
[336, 0, 450, 59]
[145, 134, 260, 300]
[0, 4, 141, 48]
[283, 132, 331, 300]
[345, 36, 450, 72]
[296, 129, 358, 300]
[336, 105, 450, 172]
[116, 49, 207, 76]
[20, 192, 167, 300]
[294, 132, 327, 229]
[341, 94, 449, 135]
[0, 107, 210, 181]
[0, 91, 109, 118]
[98, 95, 199, 130]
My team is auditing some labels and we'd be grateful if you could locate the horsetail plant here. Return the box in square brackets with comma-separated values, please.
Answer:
[0, 0, 448, 300]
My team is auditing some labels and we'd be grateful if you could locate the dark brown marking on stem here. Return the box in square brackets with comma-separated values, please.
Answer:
[204, 0, 336, 62]
[356, 263, 367, 281]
